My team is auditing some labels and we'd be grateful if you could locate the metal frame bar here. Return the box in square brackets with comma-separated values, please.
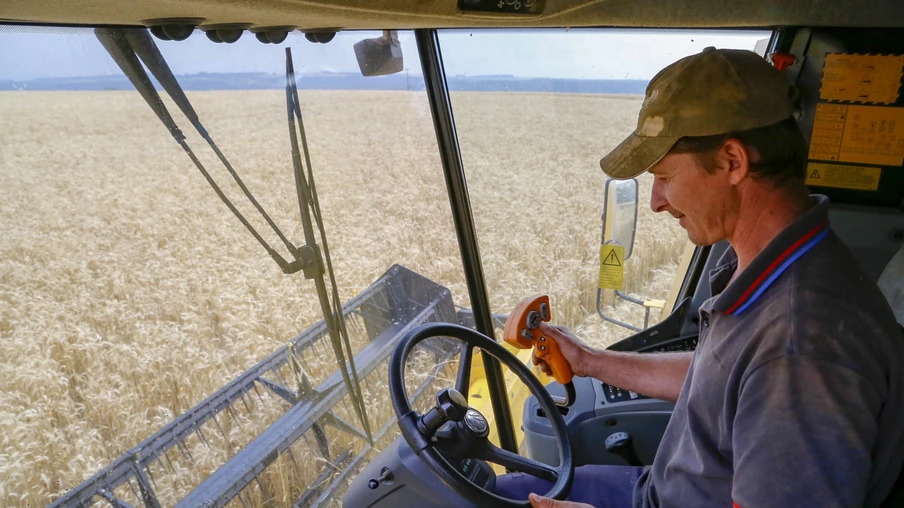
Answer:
[596, 289, 644, 332]
[674, 245, 711, 309]
[414, 27, 519, 456]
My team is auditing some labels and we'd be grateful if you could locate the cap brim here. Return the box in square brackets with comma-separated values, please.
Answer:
[599, 133, 679, 179]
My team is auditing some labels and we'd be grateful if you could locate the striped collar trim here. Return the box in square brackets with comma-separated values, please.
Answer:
[712, 195, 831, 315]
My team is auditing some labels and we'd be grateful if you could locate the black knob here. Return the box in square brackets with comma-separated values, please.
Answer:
[367, 467, 394, 489]
[419, 388, 468, 436]
[217, 28, 243, 44]
[150, 25, 172, 41]
[162, 24, 194, 41]
[526, 310, 541, 329]
[437, 388, 468, 422]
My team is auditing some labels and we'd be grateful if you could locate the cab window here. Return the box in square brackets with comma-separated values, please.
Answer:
[438, 28, 770, 347]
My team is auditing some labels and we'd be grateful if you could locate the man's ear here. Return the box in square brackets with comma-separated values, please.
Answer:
[721, 138, 750, 185]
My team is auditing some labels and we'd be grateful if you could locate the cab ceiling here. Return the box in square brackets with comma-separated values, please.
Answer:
[2, 0, 904, 30]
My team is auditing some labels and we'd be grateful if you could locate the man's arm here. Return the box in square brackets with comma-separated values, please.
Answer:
[534, 323, 692, 403]
[582, 349, 692, 403]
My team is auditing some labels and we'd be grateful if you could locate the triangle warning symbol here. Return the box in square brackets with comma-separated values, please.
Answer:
[603, 250, 622, 267]
[809, 168, 821, 179]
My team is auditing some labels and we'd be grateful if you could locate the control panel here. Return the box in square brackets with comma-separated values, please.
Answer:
[522, 333, 698, 467]
[598, 334, 698, 404]
[343, 432, 495, 508]
[458, 0, 545, 15]
[456, 458, 494, 488]
[601, 383, 646, 404]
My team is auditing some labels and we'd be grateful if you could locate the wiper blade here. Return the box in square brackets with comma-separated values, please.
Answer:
[95, 28, 374, 446]
[283, 47, 374, 444]
[95, 27, 301, 272]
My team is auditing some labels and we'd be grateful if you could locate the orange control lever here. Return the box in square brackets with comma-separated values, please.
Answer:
[503, 295, 574, 386]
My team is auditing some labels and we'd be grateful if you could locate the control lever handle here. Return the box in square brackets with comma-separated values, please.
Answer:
[605, 431, 643, 466]
[504, 295, 575, 406]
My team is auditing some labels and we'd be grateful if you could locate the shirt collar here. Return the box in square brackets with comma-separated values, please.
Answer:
[710, 194, 832, 315]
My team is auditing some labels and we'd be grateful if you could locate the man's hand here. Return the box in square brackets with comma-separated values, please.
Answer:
[531, 323, 598, 378]
[528, 493, 595, 508]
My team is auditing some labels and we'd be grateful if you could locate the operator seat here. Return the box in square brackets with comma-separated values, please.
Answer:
[878, 244, 904, 507]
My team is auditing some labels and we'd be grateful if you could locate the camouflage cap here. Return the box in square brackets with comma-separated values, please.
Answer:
[599, 47, 794, 179]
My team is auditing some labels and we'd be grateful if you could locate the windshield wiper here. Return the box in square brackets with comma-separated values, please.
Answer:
[95, 27, 373, 444]
[95, 28, 306, 271]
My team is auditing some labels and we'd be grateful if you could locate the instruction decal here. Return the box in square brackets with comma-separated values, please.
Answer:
[805, 162, 882, 191]
[820, 53, 904, 104]
[809, 103, 904, 166]
[599, 245, 625, 290]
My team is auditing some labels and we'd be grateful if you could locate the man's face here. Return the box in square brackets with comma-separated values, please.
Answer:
[648, 152, 737, 246]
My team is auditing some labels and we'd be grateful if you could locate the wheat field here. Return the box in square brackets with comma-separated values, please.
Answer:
[0, 89, 685, 506]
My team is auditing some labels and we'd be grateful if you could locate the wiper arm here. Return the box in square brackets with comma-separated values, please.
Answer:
[95, 28, 301, 272]
[95, 28, 374, 444]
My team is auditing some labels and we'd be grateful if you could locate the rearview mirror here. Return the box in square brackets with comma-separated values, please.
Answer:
[753, 37, 771, 57]
[601, 178, 639, 260]
[354, 30, 403, 76]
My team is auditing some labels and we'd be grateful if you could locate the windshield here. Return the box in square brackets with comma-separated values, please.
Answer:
[1, 27, 467, 506]
[2, 25, 768, 507]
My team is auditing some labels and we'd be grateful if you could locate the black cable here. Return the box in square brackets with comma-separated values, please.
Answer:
[564, 382, 577, 407]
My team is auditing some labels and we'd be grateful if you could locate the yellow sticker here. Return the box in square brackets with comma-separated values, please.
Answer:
[599, 245, 625, 290]
[809, 103, 904, 166]
[806, 162, 882, 191]
[820, 53, 904, 104]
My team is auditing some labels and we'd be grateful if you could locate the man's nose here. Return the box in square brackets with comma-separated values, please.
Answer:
[650, 178, 669, 213]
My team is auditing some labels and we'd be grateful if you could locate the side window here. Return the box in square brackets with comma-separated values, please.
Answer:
[439, 29, 770, 348]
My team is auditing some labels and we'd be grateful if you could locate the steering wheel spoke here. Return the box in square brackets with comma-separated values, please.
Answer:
[477, 442, 559, 483]
[432, 433, 466, 458]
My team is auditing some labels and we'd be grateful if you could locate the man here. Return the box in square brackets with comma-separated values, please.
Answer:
[495, 47, 904, 507]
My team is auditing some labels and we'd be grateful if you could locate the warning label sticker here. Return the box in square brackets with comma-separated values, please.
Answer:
[808, 103, 848, 162]
[820, 53, 904, 104]
[805, 162, 882, 191]
[809, 103, 904, 166]
[599, 245, 625, 290]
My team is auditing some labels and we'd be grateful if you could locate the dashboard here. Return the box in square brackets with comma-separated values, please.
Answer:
[523, 333, 698, 466]
[454, 457, 494, 489]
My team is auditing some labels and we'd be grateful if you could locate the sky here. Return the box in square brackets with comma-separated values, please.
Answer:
[0, 27, 768, 82]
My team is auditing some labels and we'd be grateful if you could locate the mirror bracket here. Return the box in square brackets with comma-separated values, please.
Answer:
[599, 178, 657, 331]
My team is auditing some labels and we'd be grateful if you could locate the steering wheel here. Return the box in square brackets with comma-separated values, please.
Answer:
[389, 322, 574, 507]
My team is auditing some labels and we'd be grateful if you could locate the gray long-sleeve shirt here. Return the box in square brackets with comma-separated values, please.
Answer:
[635, 195, 904, 507]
